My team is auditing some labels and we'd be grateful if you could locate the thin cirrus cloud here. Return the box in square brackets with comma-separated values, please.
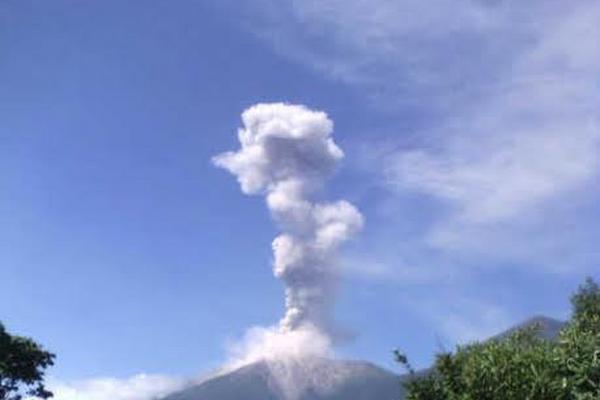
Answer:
[384, 2, 600, 268]
[233, 0, 600, 272]
[387, 2, 600, 223]
[232, 0, 568, 108]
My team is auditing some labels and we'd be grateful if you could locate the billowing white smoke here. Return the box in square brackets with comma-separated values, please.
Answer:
[213, 103, 363, 366]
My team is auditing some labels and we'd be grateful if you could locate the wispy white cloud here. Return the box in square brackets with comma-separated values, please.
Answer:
[384, 2, 600, 268]
[44, 374, 187, 400]
[232, 0, 570, 109]
[389, 3, 600, 220]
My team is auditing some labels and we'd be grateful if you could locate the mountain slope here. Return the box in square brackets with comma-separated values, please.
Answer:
[163, 358, 403, 400]
[164, 362, 278, 400]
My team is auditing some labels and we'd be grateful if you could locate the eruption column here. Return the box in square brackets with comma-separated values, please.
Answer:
[213, 103, 363, 339]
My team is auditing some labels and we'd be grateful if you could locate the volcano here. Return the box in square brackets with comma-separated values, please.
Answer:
[162, 315, 565, 400]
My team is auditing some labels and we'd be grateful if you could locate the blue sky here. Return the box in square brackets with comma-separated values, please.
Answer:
[1, 1, 599, 398]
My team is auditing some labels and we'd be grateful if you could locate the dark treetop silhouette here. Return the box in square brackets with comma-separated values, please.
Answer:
[0, 323, 55, 400]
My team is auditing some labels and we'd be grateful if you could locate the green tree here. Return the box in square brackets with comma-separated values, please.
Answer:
[397, 277, 600, 400]
[554, 278, 600, 399]
[0, 323, 55, 400]
[570, 277, 600, 332]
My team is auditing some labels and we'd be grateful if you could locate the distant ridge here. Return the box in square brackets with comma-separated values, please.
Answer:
[161, 315, 566, 400]
[492, 315, 566, 341]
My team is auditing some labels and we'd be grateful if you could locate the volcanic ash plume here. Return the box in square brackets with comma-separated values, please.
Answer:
[213, 103, 363, 362]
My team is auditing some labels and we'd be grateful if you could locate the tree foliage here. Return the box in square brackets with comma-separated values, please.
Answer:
[397, 277, 600, 400]
[0, 323, 55, 400]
